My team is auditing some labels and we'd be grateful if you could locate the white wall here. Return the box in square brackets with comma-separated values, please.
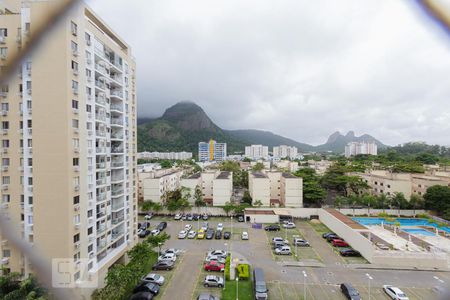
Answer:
[213, 178, 232, 206]
[245, 214, 279, 224]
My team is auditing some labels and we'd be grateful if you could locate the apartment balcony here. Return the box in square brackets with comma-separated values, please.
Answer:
[110, 90, 123, 99]
[96, 147, 107, 154]
[111, 146, 124, 154]
[95, 130, 107, 138]
[95, 64, 109, 76]
[110, 103, 123, 113]
[96, 177, 107, 186]
[111, 230, 124, 240]
[110, 74, 123, 84]
[95, 96, 107, 106]
[111, 201, 124, 212]
[95, 113, 107, 123]
[96, 208, 107, 219]
[111, 216, 124, 225]
[111, 188, 124, 198]
[111, 161, 124, 168]
[96, 162, 106, 169]
[96, 193, 107, 202]
[111, 132, 123, 140]
[95, 80, 106, 90]
[111, 175, 124, 184]
[97, 224, 107, 235]
[97, 239, 107, 250]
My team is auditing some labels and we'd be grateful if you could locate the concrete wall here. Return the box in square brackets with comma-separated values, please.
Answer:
[281, 177, 303, 207]
[213, 178, 232, 206]
[245, 214, 279, 224]
[318, 210, 375, 261]
[249, 176, 270, 206]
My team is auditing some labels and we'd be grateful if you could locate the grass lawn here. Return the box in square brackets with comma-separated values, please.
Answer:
[222, 279, 253, 300]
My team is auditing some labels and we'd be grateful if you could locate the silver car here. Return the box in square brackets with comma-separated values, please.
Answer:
[141, 273, 165, 286]
[203, 275, 224, 288]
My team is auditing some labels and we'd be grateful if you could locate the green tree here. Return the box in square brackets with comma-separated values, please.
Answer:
[223, 202, 235, 216]
[392, 192, 408, 216]
[152, 203, 163, 213]
[219, 161, 240, 173]
[140, 200, 154, 212]
[361, 194, 377, 216]
[251, 162, 265, 172]
[241, 191, 253, 205]
[424, 185, 450, 220]
[409, 194, 424, 217]
[294, 168, 326, 206]
[253, 200, 263, 208]
[145, 232, 171, 249]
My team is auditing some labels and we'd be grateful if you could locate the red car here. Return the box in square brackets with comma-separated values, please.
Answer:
[204, 261, 225, 272]
[332, 239, 349, 247]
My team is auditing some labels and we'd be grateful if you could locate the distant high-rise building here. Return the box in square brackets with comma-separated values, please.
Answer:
[198, 140, 227, 162]
[245, 145, 269, 160]
[345, 141, 377, 157]
[273, 145, 298, 159]
[0, 0, 137, 292]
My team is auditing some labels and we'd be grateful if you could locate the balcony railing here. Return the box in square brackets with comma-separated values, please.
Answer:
[111, 175, 124, 182]
[111, 133, 123, 139]
[96, 162, 106, 169]
[111, 147, 124, 154]
[96, 178, 107, 185]
[95, 81, 106, 90]
[111, 161, 124, 168]
[112, 188, 124, 196]
[110, 104, 123, 112]
[111, 118, 123, 126]
[95, 96, 106, 106]
[111, 231, 124, 240]
[95, 113, 106, 122]
[112, 202, 124, 211]
[95, 64, 109, 75]
[110, 90, 123, 98]
[96, 147, 107, 154]
[111, 216, 124, 225]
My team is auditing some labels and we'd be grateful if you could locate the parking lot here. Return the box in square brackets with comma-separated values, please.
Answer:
[138, 216, 447, 300]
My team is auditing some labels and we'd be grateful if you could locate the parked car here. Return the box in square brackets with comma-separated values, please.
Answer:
[340, 283, 361, 300]
[193, 213, 200, 220]
[138, 229, 150, 238]
[206, 229, 215, 239]
[215, 230, 222, 239]
[204, 261, 225, 272]
[272, 237, 289, 244]
[184, 224, 193, 231]
[217, 223, 224, 231]
[201, 222, 209, 230]
[178, 230, 188, 239]
[332, 239, 350, 247]
[152, 261, 174, 271]
[208, 250, 227, 258]
[339, 248, 361, 257]
[161, 248, 181, 256]
[383, 285, 409, 300]
[223, 231, 231, 239]
[158, 253, 176, 262]
[198, 229, 206, 239]
[133, 282, 160, 295]
[174, 214, 182, 220]
[141, 273, 165, 286]
[293, 238, 310, 247]
[322, 232, 335, 238]
[187, 214, 193, 221]
[203, 275, 224, 288]
[275, 246, 292, 255]
[129, 291, 154, 300]
[282, 222, 296, 229]
[202, 214, 209, 220]
[181, 214, 187, 221]
[139, 222, 151, 230]
[205, 255, 226, 264]
[157, 222, 167, 231]
[237, 215, 245, 222]
[197, 293, 220, 300]
[150, 229, 160, 236]
[144, 213, 153, 220]
[273, 241, 286, 249]
[326, 235, 341, 242]
[253, 268, 268, 300]
[265, 225, 281, 231]
[241, 231, 249, 240]
[188, 230, 197, 239]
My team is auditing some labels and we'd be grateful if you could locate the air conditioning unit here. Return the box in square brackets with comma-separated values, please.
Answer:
[73, 108, 79, 114]
[1, 184, 9, 191]
[74, 242, 81, 250]
[74, 185, 80, 191]
[88, 130, 93, 136]
[72, 50, 79, 57]
[27, 186, 33, 192]
[73, 69, 79, 76]
[27, 128, 32, 135]
[1, 110, 7, 116]
[0, 54, 6, 60]
[74, 204, 80, 211]
[74, 147, 79, 153]
[86, 58, 92, 65]
[0, 91, 7, 97]
[26, 69, 31, 76]
[28, 147, 32, 154]
[0, 36, 5, 44]
[86, 39, 92, 46]
[27, 109, 32, 115]
[73, 89, 78, 95]
[74, 166, 80, 172]
[74, 224, 80, 230]
[87, 77, 93, 83]
[26, 89, 31, 95]
[1, 166, 8, 172]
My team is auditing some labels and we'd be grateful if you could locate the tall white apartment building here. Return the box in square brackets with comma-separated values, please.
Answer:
[273, 145, 298, 159]
[137, 151, 192, 160]
[345, 141, 378, 157]
[245, 144, 269, 160]
[0, 0, 137, 291]
[198, 140, 227, 162]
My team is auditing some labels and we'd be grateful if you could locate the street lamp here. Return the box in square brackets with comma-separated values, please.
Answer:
[366, 273, 373, 300]
[236, 277, 239, 300]
[224, 243, 228, 291]
[231, 216, 233, 236]
[302, 271, 307, 300]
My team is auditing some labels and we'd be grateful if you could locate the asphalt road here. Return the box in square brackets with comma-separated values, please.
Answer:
[144, 217, 449, 300]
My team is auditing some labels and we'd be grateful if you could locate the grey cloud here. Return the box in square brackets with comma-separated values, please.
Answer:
[87, 0, 450, 146]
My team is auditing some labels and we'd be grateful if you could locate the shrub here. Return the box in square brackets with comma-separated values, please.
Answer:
[378, 212, 389, 218]
[224, 255, 231, 280]
[416, 213, 429, 219]
[237, 264, 250, 280]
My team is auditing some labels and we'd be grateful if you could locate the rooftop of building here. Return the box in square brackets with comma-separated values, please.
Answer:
[216, 171, 231, 179]
[282, 172, 297, 179]
[244, 209, 275, 215]
[187, 173, 202, 179]
[251, 172, 268, 178]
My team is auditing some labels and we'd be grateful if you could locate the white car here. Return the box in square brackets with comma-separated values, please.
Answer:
[185, 224, 193, 231]
[188, 230, 197, 239]
[217, 223, 224, 231]
[174, 213, 182, 220]
[150, 229, 160, 236]
[275, 246, 292, 255]
[141, 273, 165, 286]
[207, 250, 227, 258]
[272, 237, 289, 244]
[241, 231, 249, 240]
[144, 213, 153, 220]
[158, 253, 177, 262]
[282, 222, 296, 229]
[383, 285, 409, 300]
[178, 230, 188, 239]
[205, 255, 226, 264]
[162, 248, 181, 256]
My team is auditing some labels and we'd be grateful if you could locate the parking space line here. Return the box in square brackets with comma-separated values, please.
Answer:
[277, 282, 285, 300]
[317, 283, 332, 299]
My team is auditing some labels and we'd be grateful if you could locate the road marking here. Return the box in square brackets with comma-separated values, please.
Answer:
[277, 282, 285, 300]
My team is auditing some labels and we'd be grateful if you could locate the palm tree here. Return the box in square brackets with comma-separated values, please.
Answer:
[409, 194, 424, 218]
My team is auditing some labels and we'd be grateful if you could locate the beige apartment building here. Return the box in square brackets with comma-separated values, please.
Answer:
[357, 170, 450, 199]
[181, 171, 233, 206]
[249, 171, 303, 207]
[0, 0, 137, 292]
[138, 168, 183, 202]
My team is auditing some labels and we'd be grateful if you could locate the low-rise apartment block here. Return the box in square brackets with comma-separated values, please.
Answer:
[303, 160, 332, 175]
[138, 168, 183, 202]
[274, 160, 299, 172]
[249, 171, 303, 207]
[356, 169, 450, 199]
[273, 145, 298, 159]
[137, 151, 192, 160]
[181, 171, 233, 206]
[245, 144, 269, 160]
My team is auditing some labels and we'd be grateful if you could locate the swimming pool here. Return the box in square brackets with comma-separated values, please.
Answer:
[352, 217, 450, 233]
[402, 228, 436, 236]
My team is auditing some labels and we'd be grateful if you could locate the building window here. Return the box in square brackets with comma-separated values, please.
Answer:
[72, 99, 78, 109]
[1, 103, 9, 112]
[73, 158, 79, 166]
[2, 176, 10, 185]
[71, 60, 78, 72]
[85, 32, 91, 45]
[2, 140, 9, 148]
[73, 196, 79, 205]
[1, 195, 10, 203]
[2, 121, 9, 129]
[0, 47, 7, 58]
[73, 233, 80, 243]
[71, 41, 78, 53]
[0, 28, 7, 37]
[2, 250, 10, 257]
[2, 158, 9, 166]
[72, 119, 79, 129]
[72, 80, 78, 94]
[71, 21, 77, 36]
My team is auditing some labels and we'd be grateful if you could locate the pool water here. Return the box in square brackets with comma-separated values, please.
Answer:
[352, 217, 450, 233]
[402, 228, 436, 236]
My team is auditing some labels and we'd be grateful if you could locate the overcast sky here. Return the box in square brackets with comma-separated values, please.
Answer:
[87, 0, 450, 146]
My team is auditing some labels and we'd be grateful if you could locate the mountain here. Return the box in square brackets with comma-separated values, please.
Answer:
[137, 101, 386, 154]
[315, 130, 387, 153]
